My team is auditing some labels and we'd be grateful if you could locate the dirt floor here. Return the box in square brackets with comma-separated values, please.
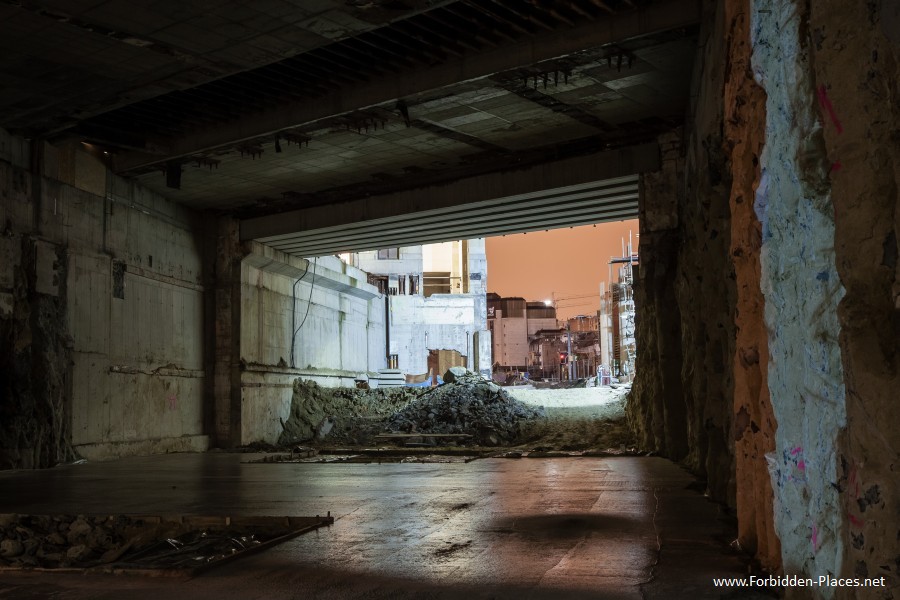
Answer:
[507, 386, 635, 452]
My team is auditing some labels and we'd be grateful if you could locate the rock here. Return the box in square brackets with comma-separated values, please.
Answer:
[442, 366, 471, 383]
[0, 539, 23, 558]
[39, 551, 63, 563]
[314, 416, 334, 440]
[66, 544, 92, 562]
[0, 514, 18, 528]
[47, 532, 66, 546]
[15, 555, 38, 567]
[67, 517, 92, 544]
[384, 372, 544, 445]
[88, 526, 114, 550]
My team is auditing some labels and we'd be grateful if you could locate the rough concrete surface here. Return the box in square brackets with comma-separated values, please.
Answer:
[628, 130, 688, 461]
[808, 0, 899, 595]
[0, 233, 74, 469]
[629, 0, 737, 509]
[723, 0, 780, 571]
[1, 134, 208, 469]
[627, 0, 899, 595]
[753, 0, 849, 589]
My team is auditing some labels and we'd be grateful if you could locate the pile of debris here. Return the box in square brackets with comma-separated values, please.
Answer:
[0, 513, 134, 568]
[278, 380, 419, 446]
[0, 513, 322, 571]
[383, 368, 546, 445]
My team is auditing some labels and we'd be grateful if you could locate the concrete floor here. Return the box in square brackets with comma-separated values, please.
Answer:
[0, 454, 761, 599]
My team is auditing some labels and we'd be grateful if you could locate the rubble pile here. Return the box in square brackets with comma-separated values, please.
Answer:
[0, 513, 135, 568]
[0, 513, 290, 571]
[279, 380, 419, 445]
[383, 368, 546, 445]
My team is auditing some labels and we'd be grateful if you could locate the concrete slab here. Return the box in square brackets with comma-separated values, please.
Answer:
[0, 455, 755, 599]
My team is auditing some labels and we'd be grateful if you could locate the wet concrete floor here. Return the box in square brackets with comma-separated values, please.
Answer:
[0, 454, 760, 599]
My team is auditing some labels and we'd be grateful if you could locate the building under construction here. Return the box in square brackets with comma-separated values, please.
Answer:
[599, 243, 638, 383]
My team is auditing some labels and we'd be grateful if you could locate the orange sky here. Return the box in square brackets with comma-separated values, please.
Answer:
[485, 219, 639, 320]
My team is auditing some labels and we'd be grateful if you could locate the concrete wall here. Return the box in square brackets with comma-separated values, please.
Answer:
[527, 317, 557, 337]
[752, 0, 848, 585]
[0, 131, 208, 466]
[466, 238, 488, 296]
[389, 294, 489, 375]
[69, 176, 206, 461]
[629, 0, 899, 593]
[492, 311, 528, 368]
[239, 250, 383, 445]
[351, 238, 489, 378]
[809, 0, 899, 592]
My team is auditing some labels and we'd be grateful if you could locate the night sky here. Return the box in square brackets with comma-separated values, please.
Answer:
[485, 219, 639, 320]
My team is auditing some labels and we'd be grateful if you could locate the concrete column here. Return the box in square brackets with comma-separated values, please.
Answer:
[626, 131, 689, 461]
[206, 217, 243, 448]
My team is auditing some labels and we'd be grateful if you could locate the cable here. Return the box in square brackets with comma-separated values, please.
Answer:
[290, 258, 317, 368]
[289, 261, 311, 368]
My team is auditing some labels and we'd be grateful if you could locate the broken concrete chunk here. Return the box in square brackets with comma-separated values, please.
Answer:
[47, 532, 66, 545]
[66, 517, 92, 544]
[0, 539, 23, 558]
[315, 416, 335, 440]
[0, 514, 19, 528]
[443, 366, 471, 383]
[66, 544, 92, 562]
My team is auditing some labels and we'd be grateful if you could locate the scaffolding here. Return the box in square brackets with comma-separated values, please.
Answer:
[600, 232, 638, 383]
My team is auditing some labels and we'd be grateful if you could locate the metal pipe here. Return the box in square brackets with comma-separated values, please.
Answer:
[384, 295, 390, 368]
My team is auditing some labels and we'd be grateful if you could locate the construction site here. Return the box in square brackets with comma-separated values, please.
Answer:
[0, 0, 897, 598]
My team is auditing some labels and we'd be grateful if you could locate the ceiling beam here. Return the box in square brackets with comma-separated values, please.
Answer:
[112, 0, 699, 174]
[266, 193, 638, 256]
[241, 141, 658, 245]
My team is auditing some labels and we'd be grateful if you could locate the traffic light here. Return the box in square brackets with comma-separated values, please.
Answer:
[559, 352, 568, 365]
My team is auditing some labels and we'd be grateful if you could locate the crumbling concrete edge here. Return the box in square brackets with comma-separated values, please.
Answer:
[73, 435, 210, 462]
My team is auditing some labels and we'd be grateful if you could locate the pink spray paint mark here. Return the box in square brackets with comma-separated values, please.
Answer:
[797, 460, 806, 472]
[817, 85, 844, 134]
[811, 523, 819, 551]
[830, 161, 842, 172]
[790, 446, 803, 456]
[167, 395, 178, 410]
[848, 467, 861, 498]
[848, 514, 864, 528]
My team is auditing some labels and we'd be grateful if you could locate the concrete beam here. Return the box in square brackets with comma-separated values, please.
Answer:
[113, 0, 699, 173]
[242, 142, 656, 256]
[243, 241, 380, 299]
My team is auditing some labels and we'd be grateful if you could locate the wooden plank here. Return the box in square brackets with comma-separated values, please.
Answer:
[375, 433, 472, 438]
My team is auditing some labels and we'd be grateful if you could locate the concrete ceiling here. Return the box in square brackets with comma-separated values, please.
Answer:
[1, 0, 700, 244]
[0, 0, 449, 133]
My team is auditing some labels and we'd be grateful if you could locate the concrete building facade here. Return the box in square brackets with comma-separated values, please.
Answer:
[488, 295, 560, 375]
[349, 240, 491, 379]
